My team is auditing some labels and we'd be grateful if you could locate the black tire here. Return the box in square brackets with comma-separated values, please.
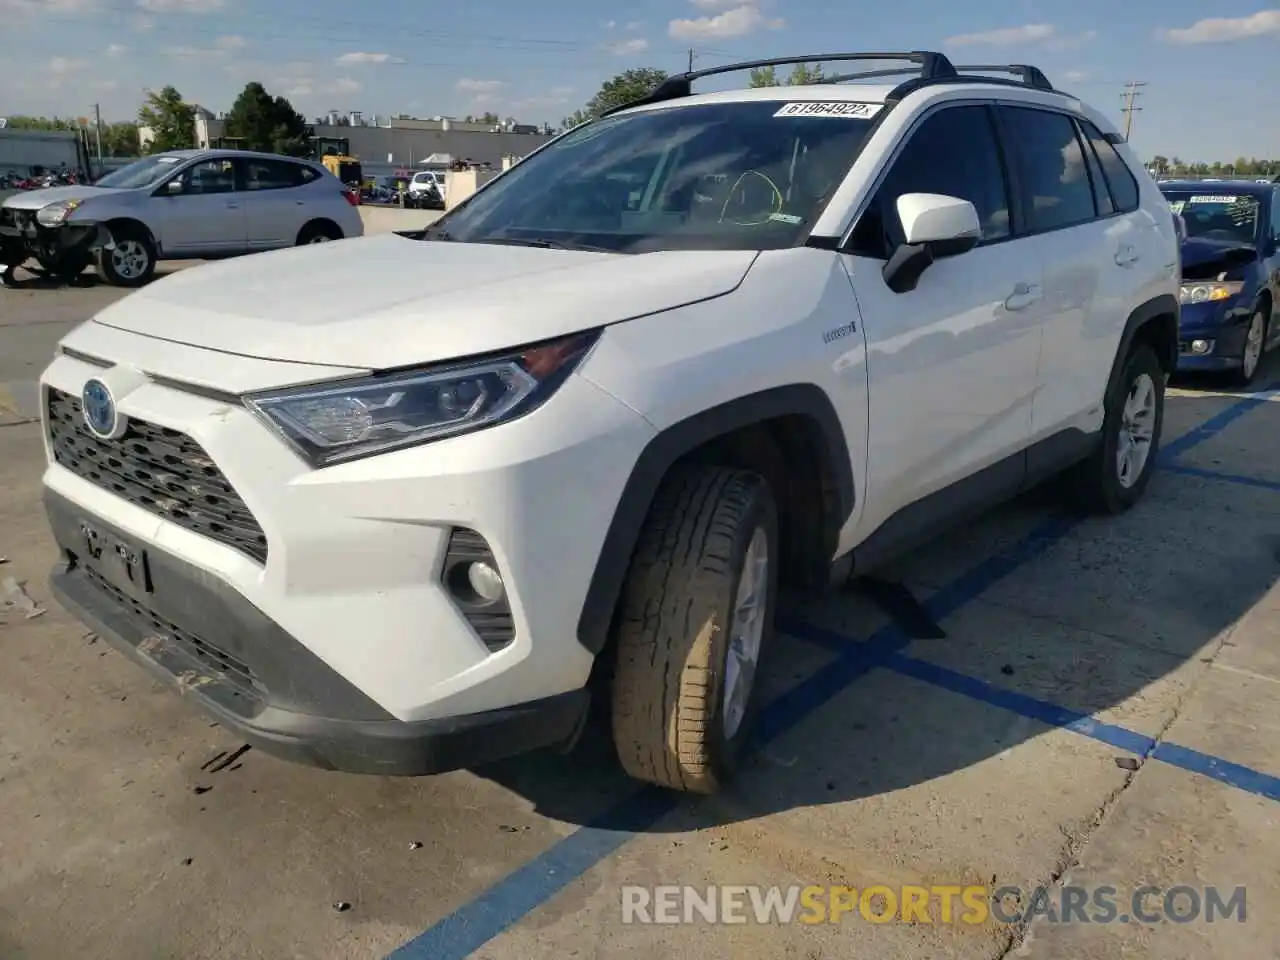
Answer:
[1234, 308, 1268, 386]
[610, 466, 778, 794]
[1067, 341, 1165, 514]
[297, 221, 342, 245]
[96, 225, 156, 287]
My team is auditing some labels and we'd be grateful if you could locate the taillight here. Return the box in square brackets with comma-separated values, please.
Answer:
[343, 188, 360, 206]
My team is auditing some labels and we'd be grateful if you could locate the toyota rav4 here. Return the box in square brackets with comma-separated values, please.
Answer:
[38, 52, 1179, 794]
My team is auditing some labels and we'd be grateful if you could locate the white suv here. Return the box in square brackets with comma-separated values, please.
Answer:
[38, 53, 1178, 794]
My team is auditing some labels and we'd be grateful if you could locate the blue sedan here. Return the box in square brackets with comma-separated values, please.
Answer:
[1161, 181, 1280, 384]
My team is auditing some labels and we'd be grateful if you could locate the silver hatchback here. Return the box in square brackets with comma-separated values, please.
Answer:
[0, 149, 365, 287]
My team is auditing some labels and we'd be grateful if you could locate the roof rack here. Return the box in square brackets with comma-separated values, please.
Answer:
[601, 51, 1058, 116]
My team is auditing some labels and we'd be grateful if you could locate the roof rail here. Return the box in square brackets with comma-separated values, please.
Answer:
[601, 51, 958, 116]
[952, 63, 1054, 91]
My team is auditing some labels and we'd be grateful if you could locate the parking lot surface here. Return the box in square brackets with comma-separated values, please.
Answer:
[2, 274, 1278, 959]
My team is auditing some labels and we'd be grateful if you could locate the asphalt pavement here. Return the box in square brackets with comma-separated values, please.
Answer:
[2, 269, 1279, 960]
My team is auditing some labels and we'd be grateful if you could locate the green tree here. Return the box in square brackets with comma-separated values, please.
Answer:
[101, 122, 140, 157]
[137, 86, 195, 152]
[582, 67, 669, 118]
[224, 82, 310, 155]
[748, 63, 825, 87]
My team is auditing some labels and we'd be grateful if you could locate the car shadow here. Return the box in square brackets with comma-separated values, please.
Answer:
[470, 380, 1280, 829]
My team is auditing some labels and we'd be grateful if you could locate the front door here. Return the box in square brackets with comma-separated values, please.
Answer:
[151, 157, 247, 255]
[840, 103, 1044, 535]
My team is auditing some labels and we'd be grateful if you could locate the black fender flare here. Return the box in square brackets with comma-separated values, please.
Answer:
[575, 384, 856, 656]
[1106, 293, 1180, 389]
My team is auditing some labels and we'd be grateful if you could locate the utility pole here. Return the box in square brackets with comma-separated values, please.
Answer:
[92, 102, 103, 160]
[1120, 80, 1145, 140]
[688, 48, 695, 72]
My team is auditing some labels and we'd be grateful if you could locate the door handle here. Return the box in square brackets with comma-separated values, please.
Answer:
[226, 202, 239, 209]
[1004, 282, 1042, 311]
[1115, 245, 1139, 266]
[295, 199, 306, 205]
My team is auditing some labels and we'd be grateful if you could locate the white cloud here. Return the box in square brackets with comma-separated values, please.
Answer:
[162, 35, 245, 58]
[329, 77, 361, 94]
[135, 0, 225, 11]
[1061, 70, 1089, 83]
[456, 78, 504, 94]
[944, 23, 1057, 47]
[606, 37, 649, 55]
[602, 19, 616, 29]
[1158, 10, 1280, 44]
[669, 3, 783, 40]
[49, 56, 89, 75]
[335, 51, 404, 65]
[625, 20, 643, 30]
[105, 43, 127, 57]
[1, 0, 100, 13]
[690, 0, 739, 8]
[1047, 28, 1097, 50]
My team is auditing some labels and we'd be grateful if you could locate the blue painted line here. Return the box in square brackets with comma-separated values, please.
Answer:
[1159, 381, 1280, 461]
[883, 653, 1280, 803]
[390, 516, 1075, 960]
[1163, 463, 1280, 493]
[389, 381, 1270, 959]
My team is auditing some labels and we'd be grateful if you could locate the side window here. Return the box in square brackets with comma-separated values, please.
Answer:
[1001, 107, 1097, 233]
[1271, 192, 1280, 240]
[171, 158, 236, 195]
[849, 105, 1011, 258]
[1078, 120, 1140, 213]
[1075, 120, 1114, 217]
[297, 164, 320, 184]
[243, 158, 304, 191]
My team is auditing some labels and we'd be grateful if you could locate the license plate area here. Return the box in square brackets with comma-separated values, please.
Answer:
[78, 520, 152, 602]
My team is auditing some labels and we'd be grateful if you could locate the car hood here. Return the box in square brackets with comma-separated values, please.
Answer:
[1179, 236, 1257, 280]
[2, 185, 128, 210]
[89, 233, 758, 370]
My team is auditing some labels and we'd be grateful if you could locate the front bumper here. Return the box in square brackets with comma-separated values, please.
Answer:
[0, 206, 108, 266]
[46, 487, 590, 774]
[1176, 299, 1252, 371]
[40, 332, 654, 738]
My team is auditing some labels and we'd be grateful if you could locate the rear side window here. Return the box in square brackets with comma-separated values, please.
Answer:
[849, 105, 1011, 258]
[244, 158, 308, 191]
[1078, 120, 1140, 212]
[1000, 106, 1096, 233]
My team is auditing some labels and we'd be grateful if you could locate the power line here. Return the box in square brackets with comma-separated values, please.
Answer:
[1120, 80, 1146, 140]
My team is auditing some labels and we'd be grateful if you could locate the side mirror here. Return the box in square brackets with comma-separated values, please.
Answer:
[164, 179, 183, 195]
[883, 193, 982, 294]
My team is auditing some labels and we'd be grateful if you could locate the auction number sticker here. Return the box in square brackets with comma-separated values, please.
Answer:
[1187, 195, 1239, 204]
[774, 101, 884, 119]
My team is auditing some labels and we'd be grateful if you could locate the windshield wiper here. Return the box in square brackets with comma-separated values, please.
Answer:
[478, 236, 619, 253]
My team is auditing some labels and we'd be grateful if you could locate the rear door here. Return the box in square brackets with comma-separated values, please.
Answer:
[840, 103, 1044, 532]
[239, 158, 317, 249]
[149, 156, 246, 255]
[996, 106, 1128, 452]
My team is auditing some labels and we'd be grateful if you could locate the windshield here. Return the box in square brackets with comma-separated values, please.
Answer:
[94, 155, 186, 189]
[1162, 191, 1261, 246]
[427, 100, 879, 253]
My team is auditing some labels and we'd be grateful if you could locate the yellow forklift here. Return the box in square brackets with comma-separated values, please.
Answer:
[309, 136, 363, 188]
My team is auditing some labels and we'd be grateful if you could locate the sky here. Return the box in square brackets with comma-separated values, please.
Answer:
[2, 0, 1279, 162]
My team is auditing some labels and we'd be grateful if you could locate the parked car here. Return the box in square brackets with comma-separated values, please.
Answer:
[1159, 180, 1280, 383]
[38, 51, 1178, 795]
[407, 170, 446, 209]
[0, 149, 364, 287]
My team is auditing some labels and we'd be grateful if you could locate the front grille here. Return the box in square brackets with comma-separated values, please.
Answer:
[83, 566, 262, 703]
[46, 388, 269, 563]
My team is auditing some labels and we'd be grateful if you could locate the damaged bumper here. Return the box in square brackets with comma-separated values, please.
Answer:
[0, 206, 110, 270]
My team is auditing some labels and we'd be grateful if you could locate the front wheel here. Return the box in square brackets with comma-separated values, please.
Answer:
[1236, 308, 1268, 386]
[96, 228, 156, 287]
[610, 466, 779, 794]
[1066, 342, 1165, 514]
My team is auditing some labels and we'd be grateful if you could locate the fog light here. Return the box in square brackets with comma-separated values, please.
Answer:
[467, 561, 505, 602]
[1191, 339, 1213, 355]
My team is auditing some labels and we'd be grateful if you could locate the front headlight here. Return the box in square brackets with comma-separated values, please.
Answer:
[35, 199, 82, 227]
[244, 331, 599, 467]
[1179, 281, 1244, 305]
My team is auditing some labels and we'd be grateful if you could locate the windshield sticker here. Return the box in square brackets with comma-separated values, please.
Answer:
[774, 101, 883, 119]
[769, 212, 803, 224]
[1187, 195, 1241, 204]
